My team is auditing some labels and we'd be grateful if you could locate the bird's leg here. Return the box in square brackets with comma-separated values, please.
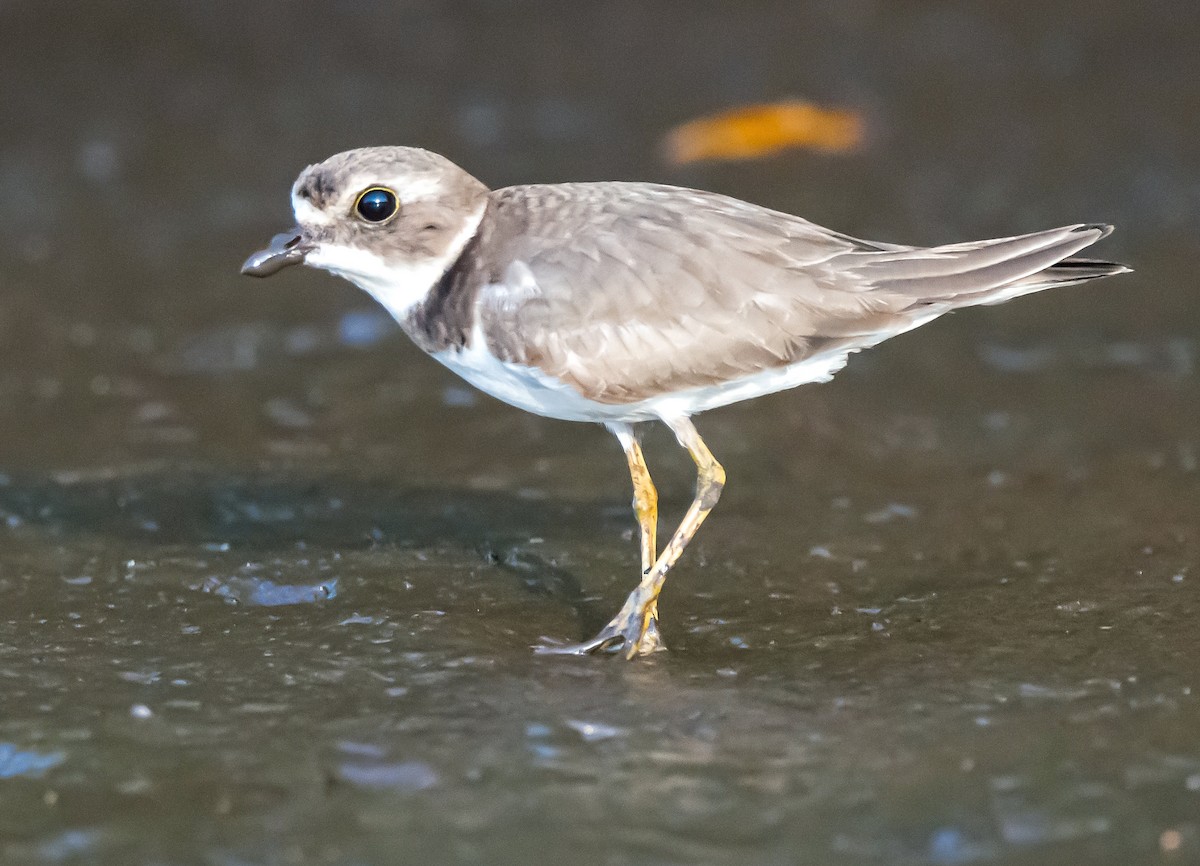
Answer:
[624, 429, 659, 577]
[613, 416, 723, 657]
[613, 423, 664, 649]
[537, 416, 724, 658]
[536, 422, 661, 655]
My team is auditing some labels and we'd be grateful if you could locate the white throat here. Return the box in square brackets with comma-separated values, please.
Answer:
[303, 202, 486, 322]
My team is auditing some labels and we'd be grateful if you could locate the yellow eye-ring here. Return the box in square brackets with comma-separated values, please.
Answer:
[354, 187, 399, 223]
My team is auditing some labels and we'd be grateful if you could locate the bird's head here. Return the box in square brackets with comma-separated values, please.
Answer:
[242, 146, 490, 318]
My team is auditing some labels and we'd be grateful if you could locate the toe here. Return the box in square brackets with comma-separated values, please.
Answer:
[623, 620, 668, 658]
[533, 631, 625, 656]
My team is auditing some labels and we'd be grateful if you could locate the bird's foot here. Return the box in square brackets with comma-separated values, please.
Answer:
[535, 591, 666, 659]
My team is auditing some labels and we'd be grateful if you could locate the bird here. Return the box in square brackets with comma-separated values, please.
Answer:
[242, 146, 1129, 659]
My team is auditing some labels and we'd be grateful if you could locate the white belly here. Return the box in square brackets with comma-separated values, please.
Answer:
[432, 335, 634, 422]
[432, 326, 856, 423]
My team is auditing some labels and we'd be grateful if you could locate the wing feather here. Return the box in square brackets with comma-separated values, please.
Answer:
[475, 184, 1119, 404]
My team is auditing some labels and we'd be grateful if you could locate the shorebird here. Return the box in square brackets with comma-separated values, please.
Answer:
[242, 146, 1128, 658]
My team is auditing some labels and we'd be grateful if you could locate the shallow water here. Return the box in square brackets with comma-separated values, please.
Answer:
[1, 1, 1198, 863]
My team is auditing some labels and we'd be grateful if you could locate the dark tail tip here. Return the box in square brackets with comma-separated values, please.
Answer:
[1072, 223, 1115, 239]
[1060, 224, 1127, 277]
[1047, 257, 1132, 280]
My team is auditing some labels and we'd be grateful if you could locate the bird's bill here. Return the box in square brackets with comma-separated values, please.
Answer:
[240, 229, 312, 277]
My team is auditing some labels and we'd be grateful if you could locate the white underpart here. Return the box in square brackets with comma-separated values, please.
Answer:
[303, 202, 487, 320]
[433, 291, 948, 424]
[433, 324, 856, 422]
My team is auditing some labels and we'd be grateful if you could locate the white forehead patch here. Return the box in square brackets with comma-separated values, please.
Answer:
[291, 194, 333, 226]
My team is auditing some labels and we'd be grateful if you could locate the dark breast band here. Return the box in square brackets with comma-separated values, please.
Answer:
[403, 210, 490, 354]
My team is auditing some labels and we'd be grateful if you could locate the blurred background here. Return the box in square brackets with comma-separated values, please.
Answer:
[0, 1, 1197, 864]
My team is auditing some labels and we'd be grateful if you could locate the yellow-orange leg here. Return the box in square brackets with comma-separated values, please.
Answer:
[620, 427, 659, 577]
[538, 416, 724, 659]
[611, 423, 664, 650]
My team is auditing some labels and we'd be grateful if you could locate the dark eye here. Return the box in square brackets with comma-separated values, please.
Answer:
[354, 187, 398, 223]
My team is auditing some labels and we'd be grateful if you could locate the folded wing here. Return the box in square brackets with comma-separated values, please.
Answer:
[477, 183, 1126, 404]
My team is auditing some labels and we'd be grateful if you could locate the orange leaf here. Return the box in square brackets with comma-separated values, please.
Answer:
[663, 100, 865, 166]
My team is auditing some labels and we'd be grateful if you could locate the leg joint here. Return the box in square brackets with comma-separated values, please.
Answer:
[697, 462, 725, 510]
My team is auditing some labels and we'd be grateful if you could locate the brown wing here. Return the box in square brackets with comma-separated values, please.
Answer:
[476, 183, 1119, 404]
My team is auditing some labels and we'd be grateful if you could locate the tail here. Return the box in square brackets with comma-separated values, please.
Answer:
[839, 223, 1131, 309]
[1015, 253, 1131, 294]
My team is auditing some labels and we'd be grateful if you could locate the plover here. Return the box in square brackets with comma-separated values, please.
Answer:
[242, 146, 1129, 658]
